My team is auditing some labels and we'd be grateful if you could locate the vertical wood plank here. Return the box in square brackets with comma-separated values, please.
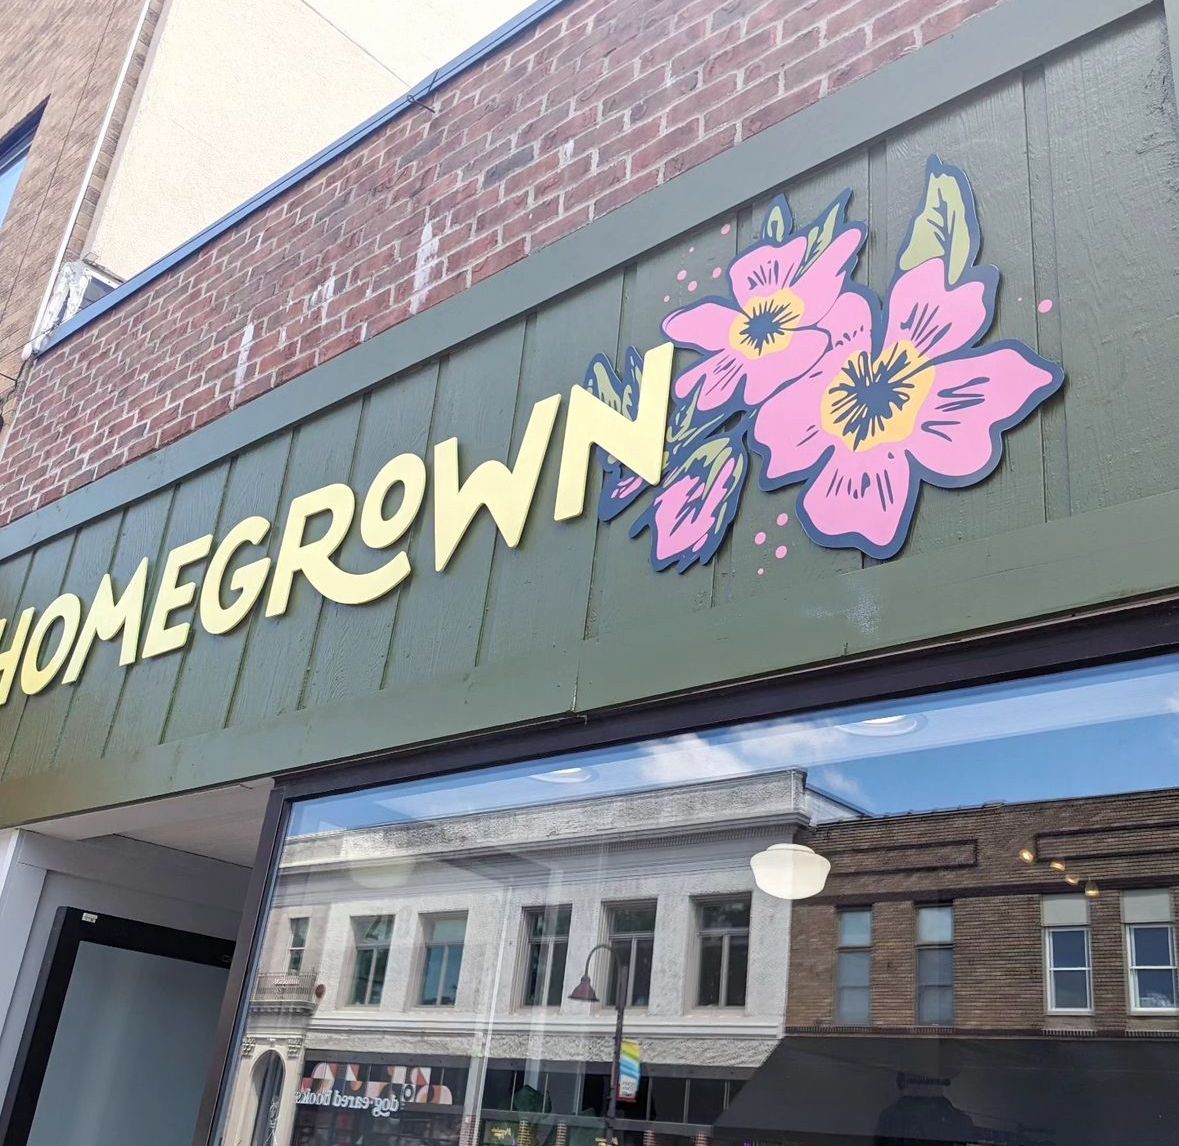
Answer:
[1044, 9, 1179, 513]
[0, 534, 76, 780]
[883, 74, 1047, 555]
[6, 514, 121, 779]
[102, 464, 230, 762]
[302, 365, 438, 708]
[53, 491, 173, 775]
[229, 403, 364, 728]
[480, 273, 625, 664]
[384, 322, 526, 689]
[164, 433, 295, 741]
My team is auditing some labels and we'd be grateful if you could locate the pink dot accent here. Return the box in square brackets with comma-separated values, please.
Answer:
[754, 531, 766, 545]
[1037, 298, 1054, 314]
[688, 280, 698, 291]
[712, 267, 723, 279]
[757, 567, 765, 576]
[663, 294, 670, 303]
[775, 545, 788, 560]
[776, 512, 789, 527]
[721, 223, 732, 235]
[676, 269, 687, 281]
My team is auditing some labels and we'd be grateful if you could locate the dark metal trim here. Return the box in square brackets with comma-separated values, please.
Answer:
[1, 0, 1149, 562]
[35, 0, 575, 356]
[191, 785, 290, 1146]
[0, 907, 234, 1146]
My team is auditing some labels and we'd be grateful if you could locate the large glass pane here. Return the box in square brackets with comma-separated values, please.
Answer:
[219, 653, 1179, 1146]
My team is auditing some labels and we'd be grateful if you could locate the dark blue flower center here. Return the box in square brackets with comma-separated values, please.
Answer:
[826, 344, 921, 450]
[738, 298, 798, 355]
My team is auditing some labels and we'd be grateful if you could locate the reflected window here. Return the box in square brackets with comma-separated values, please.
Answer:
[606, 902, 657, 1007]
[287, 917, 309, 974]
[350, 915, 393, 1005]
[421, 915, 466, 1006]
[916, 905, 953, 1025]
[1043, 896, 1092, 1013]
[522, 905, 571, 1007]
[836, 908, 872, 1024]
[696, 897, 750, 1007]
[1123, 890, 1177, 1012]
[0, 115, 36, 228]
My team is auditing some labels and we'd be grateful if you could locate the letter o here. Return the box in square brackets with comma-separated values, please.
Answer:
[20, 593, 84, 696]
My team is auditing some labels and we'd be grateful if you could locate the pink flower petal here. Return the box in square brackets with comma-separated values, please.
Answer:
[752, 370, 838, 482]
[798, 446, 914, 558]
[729, 237, 807, 310]
[790, 225, 866, 325]
[673, 351, 748, 409]
[907, 345, 1063, 482]
[662, 300, 741, 354]
[652, 459, 738, 563]
[742, 327, 830, 406]
[883, 259, 993, 360]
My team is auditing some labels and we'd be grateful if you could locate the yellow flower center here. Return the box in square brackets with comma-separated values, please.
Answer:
[728, 287, 804, 359]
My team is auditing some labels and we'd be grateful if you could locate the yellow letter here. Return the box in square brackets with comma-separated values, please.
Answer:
[434, 394, 561, 572]
[554, 342, 673, 521]
[200, 517, 272, 635]
[141, 535, 214, 659]
[0, 608, 36, 705]
[62, 559, 150, 683]
[20, 594, 83, 695]
[265, 484, 356, 616]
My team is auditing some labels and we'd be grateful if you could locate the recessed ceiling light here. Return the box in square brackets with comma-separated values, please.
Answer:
[531, 767, 592, 784]
[837, 714, 926, 737]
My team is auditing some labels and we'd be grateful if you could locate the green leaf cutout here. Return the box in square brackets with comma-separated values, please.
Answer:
[760, 194, 793, 243]
[800, 192, 848, 271]
[897, 159, 978, 284]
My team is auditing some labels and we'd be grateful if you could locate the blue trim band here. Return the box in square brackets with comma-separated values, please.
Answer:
[38, 0, 573, 355]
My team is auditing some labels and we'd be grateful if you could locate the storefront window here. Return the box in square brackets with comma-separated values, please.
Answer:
[217, 653, 1179, 1146]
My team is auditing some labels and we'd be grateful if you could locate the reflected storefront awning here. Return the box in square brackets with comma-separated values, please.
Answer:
[713, 1036, 1179, 1146]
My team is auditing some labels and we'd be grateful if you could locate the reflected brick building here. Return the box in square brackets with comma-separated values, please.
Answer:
[786, 787, 1179, 1036]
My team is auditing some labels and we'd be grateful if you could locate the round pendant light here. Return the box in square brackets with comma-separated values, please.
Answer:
[750, 842, 831, 900]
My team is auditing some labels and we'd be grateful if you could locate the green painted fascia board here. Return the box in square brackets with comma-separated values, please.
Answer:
[3, 486, 1177, 828]
[0, 0, 1150, 563]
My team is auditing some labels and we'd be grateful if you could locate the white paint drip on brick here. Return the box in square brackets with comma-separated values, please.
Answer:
[308, 275, 336, 322]
[230, 321, 255, 409]
[558, 139, 574, 167]
[409, 218, 440, 315]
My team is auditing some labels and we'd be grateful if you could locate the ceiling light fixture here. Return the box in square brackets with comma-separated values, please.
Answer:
[1049, 860, 1067, 872]
[837, 714, 926, 737]
[530, 767, 592, 784]
[1018, 848, 1036, 864]
[1084, 881, 1101, 899]
[750, 843, 832, 900]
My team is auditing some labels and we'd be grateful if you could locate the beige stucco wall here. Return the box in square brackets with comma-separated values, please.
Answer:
[86, 0, 532, 280]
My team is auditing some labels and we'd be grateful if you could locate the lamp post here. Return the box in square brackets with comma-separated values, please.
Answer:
[568, 943, 627, 1146]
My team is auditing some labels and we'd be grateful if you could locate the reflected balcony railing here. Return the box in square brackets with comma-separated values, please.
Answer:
[249, 970, 320, 1014]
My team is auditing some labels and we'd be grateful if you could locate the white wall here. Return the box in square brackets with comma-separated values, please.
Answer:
[87, 0, 535, 280]
[0, 831, 250, 1094]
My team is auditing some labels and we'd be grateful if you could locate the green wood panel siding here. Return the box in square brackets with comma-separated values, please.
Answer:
[163, 434, 294, 742]
[479, 274, 625, 663]
[1, 6, 1177, 825]
[1045, 10, 1179, 513]
[102, 465, 230, 763]
[301, 366, 437, 708]
[383, 321, 526, 688]
[228, 406, 363, 727]
[54, 493, 173, 774]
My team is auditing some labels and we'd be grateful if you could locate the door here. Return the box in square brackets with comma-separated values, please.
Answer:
[0, 907, 233, 1146]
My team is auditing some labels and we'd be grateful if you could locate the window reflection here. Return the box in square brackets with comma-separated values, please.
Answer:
[222, 654, 1179, 1146]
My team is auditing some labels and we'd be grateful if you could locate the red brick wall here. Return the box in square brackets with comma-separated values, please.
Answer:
[0, 0, 147, 398]
[0, 0, 1003, 524]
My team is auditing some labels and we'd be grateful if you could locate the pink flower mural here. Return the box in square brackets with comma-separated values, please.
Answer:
[582, 157, 1065, 571]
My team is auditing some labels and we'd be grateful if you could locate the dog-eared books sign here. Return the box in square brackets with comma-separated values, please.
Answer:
[0, 157, 1063, 707]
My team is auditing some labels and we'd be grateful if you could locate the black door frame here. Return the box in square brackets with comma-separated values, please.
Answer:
[0, 907, 234, 1146]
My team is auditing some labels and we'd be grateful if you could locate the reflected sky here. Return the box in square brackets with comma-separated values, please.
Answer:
[289, 653, 1179, 837]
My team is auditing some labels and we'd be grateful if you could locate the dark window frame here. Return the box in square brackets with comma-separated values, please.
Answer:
[0, 108, 40, 229]
[419, 913, 467, 1007]
[350, 915, 394, 1006]
[287, 916, 309, 975]
[605, 900, 658, 1008]
[196, 599, 1179, 1146]
[521, 904, 572, 1008]
[694, 895, 751, 1009]
[835, 908, 872, 1025]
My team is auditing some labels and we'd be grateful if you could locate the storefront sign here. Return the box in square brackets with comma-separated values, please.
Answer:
[0, 157, 1062, 707]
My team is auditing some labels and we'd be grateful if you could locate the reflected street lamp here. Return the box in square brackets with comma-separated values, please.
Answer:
[569, 944, 627, 1146]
